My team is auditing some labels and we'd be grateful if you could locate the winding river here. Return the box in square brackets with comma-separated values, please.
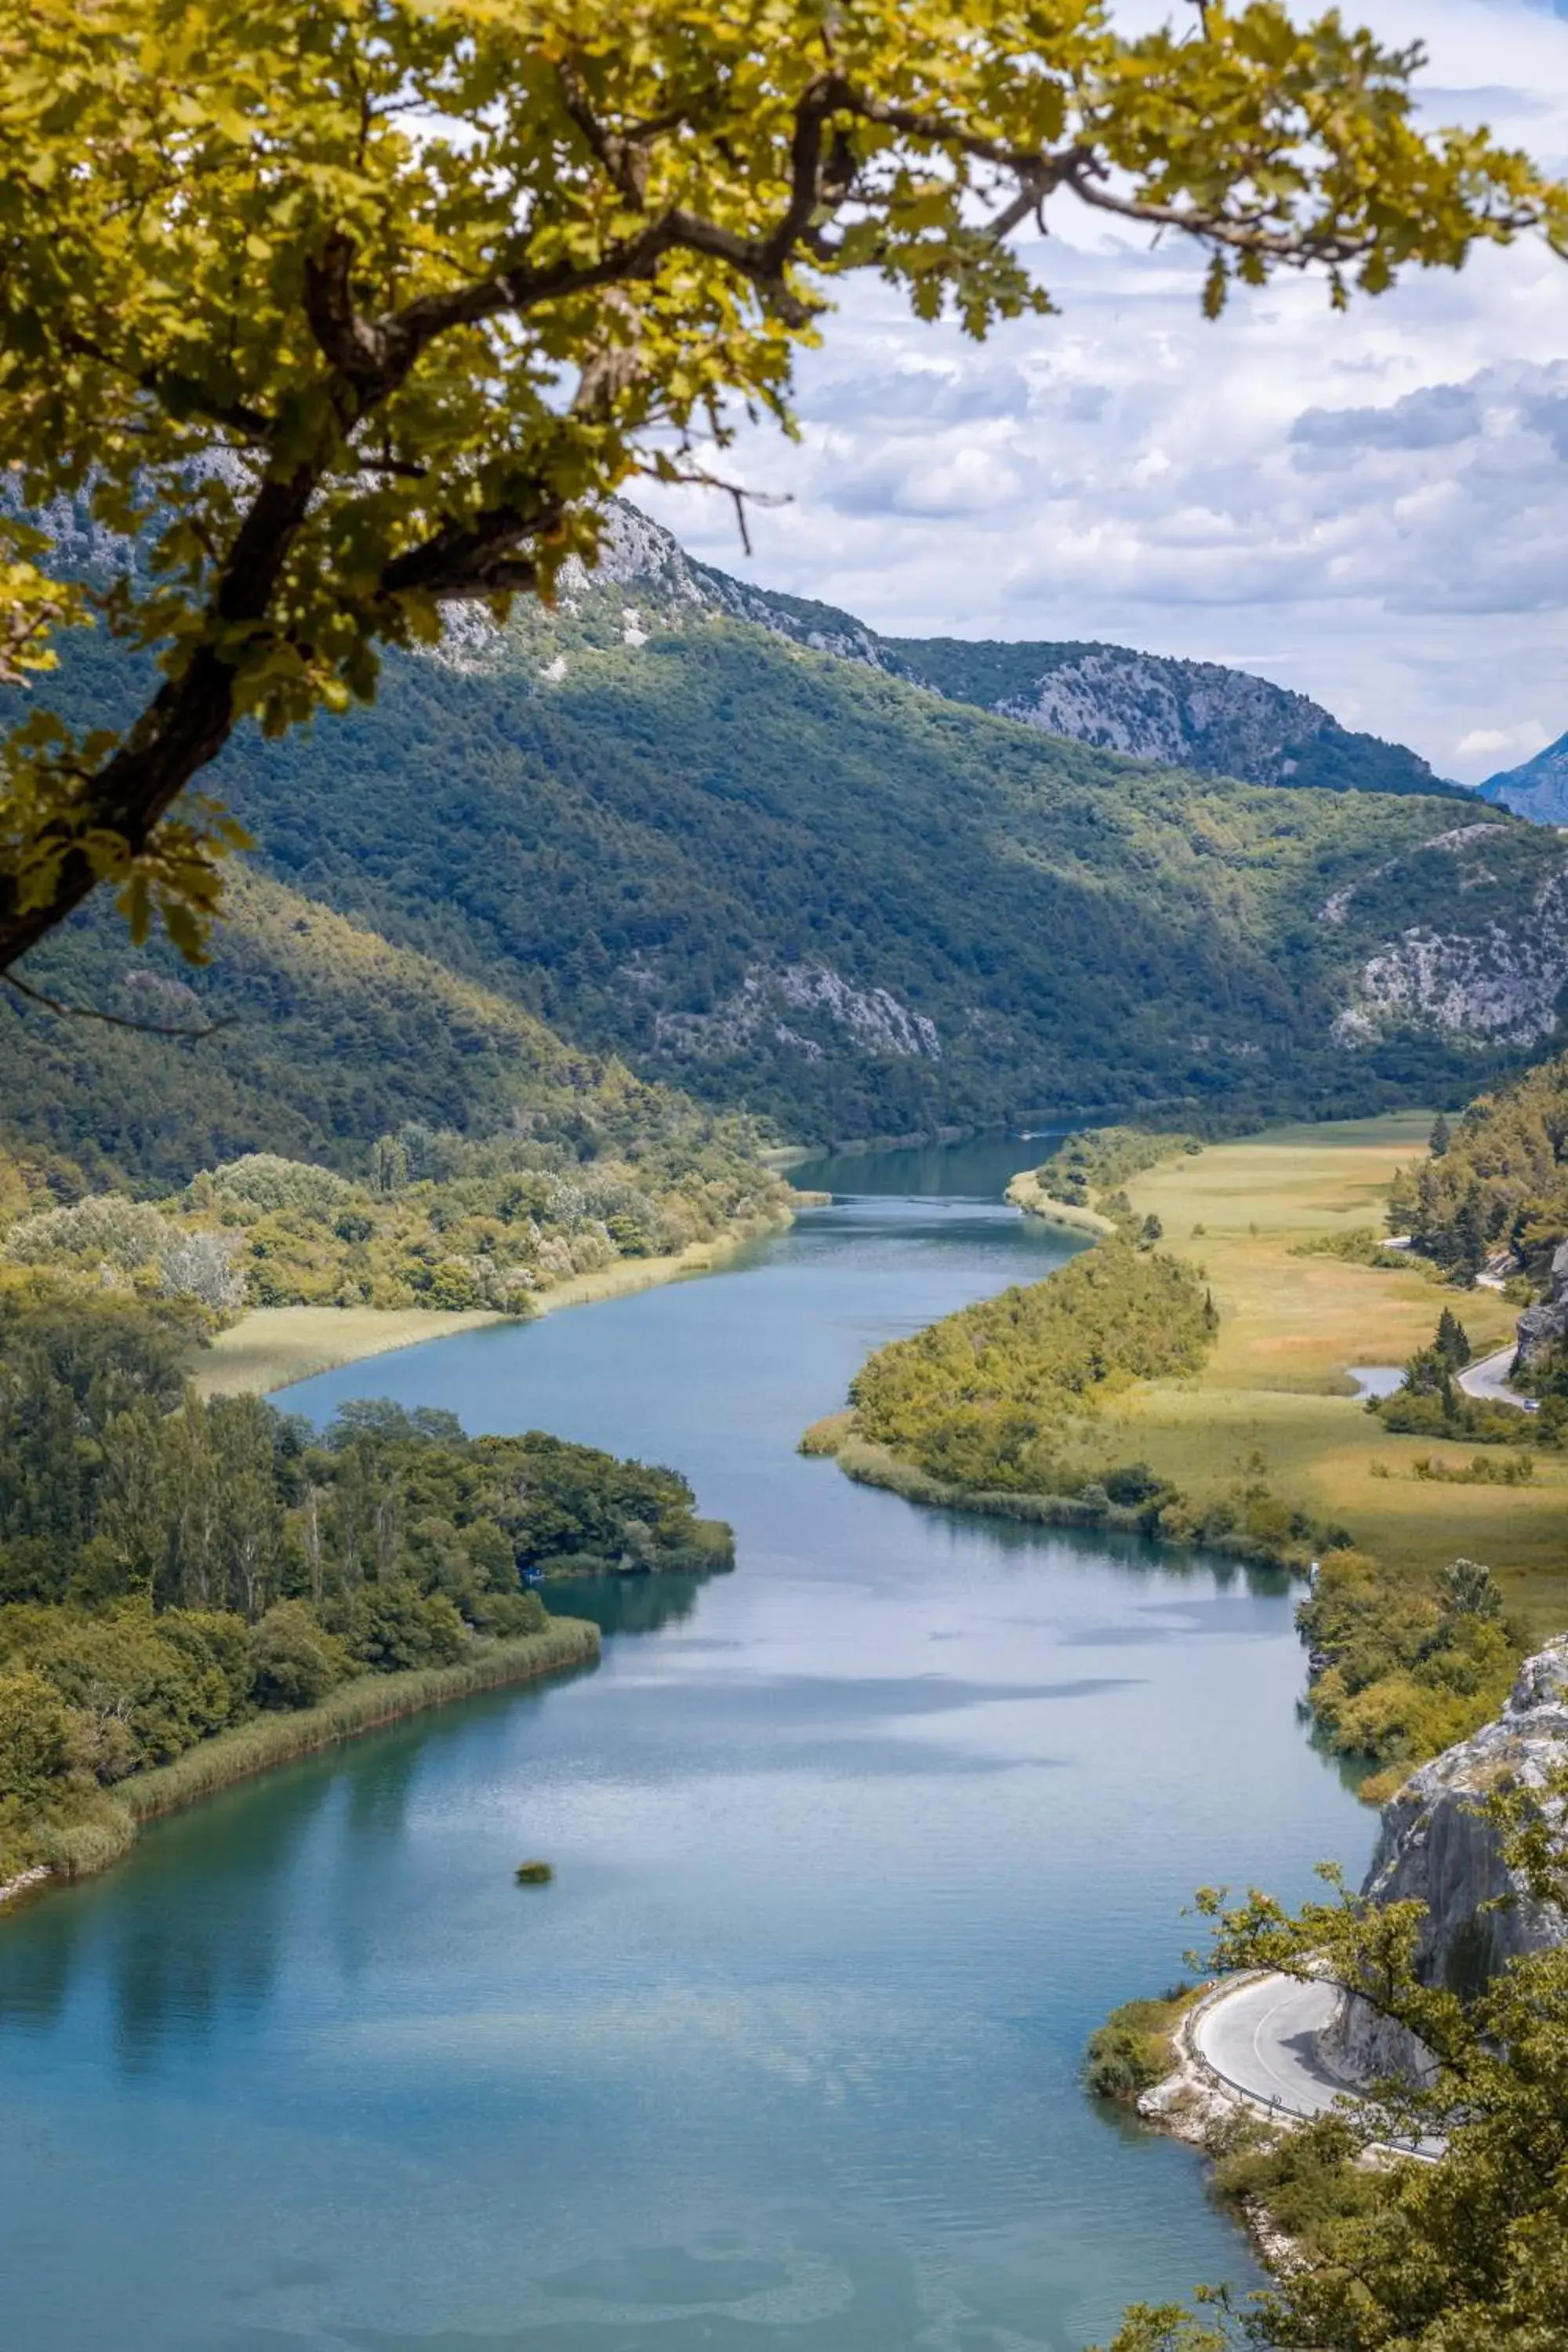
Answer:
[0, 1139, 1370, 2352]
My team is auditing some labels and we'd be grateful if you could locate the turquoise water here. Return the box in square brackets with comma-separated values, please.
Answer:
[0, 1142, 1370, 2351]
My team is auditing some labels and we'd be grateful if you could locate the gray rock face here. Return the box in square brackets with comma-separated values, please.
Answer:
[1516, 1238, 1568, 1368]
[1479, 730, 1568, 827]
[540, 504, 1448, 798]
[1325, 1640, 1568, 2082]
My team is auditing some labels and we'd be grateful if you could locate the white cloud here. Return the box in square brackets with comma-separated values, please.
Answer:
[639, 0, 1568, 785]
[1457, 720, 1554, 760]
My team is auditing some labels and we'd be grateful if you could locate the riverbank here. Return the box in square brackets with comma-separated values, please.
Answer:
[826, 1117, 1568, 1626]
[0, 1617, 601, 1919]
[851, 1120, 1568, 1618]
[1004, 1171, 1114, 1237]
[808, 1426, 1330, 1575]
[192, 1210, 793, 1398]
[1105, 1118, 1566, 1624]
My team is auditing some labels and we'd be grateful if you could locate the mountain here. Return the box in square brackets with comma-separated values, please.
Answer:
[0, 869, 771, 1194]
[515, 503, 1454, 798]
[1478, 734, 1568, 827]
[6, 499, 1568, 1163]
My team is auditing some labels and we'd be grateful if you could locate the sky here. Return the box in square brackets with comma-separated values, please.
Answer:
[639, 0, 1568, 783]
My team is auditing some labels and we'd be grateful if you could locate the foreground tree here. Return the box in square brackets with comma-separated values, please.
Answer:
[1094, 1769, 1568, 2350]
[0, 0, 1563, 969]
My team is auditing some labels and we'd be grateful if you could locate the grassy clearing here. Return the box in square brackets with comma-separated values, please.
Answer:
[193, 1215, 788, 1399]
[1077, 1117, 1566, 1624]
[191, 1305, 507, 1398]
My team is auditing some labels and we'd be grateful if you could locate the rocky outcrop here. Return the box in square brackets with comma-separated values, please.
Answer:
[652, 961, 940, 1065]
[1324, 1640, 1568, 2081]
[1331, 862, 1568, 1049]
[1515, 1238, 1568, 1369]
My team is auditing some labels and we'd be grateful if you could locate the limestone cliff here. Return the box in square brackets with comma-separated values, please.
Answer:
[1516, 1237, 1568, 1370]
[1326, 1640, 1568, 2080]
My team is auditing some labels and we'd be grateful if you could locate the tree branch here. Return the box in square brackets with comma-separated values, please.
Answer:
[0, 967, 231, 1040]
[0, 465, 315, 973]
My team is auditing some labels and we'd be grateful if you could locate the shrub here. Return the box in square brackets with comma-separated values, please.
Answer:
[1104, 1461, 1164, 1507]
[4, 1194, 173, 1273]
[329, 1584, 469, 1673]
[159, 1231, 246, 1312]
[1084, 1987, 1192, 2102]
[204, 1154, 361, 1214]
[247, 1602, 351, 1711]
[0, 1666, 71, 1805]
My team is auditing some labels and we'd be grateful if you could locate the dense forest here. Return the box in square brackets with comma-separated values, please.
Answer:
[846, 1235, 1215, 1494]
[0, 1112, 789, 1316]
[1387, 1049, 1568, 1279]
[0, 866, 792, 1199]
[0, 1289, 728, 1883]
[10, 501, 1566, 1162]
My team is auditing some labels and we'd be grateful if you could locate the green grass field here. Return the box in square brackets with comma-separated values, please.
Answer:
[1076, 1117, 1566, 1625]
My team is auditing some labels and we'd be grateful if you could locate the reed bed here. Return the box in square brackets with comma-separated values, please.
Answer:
[125, 1619, 601, 1824]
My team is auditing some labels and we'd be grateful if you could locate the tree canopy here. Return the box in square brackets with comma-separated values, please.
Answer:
[1094, 1767, 1568, 2351]
[0, 0, 1563, 969]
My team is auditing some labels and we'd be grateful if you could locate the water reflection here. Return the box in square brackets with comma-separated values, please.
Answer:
[550, 1566, 713, 1638]
[0, 1141, 1370, 2352]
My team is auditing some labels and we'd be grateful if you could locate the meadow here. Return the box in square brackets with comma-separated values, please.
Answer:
[1081, 1116, 1567, 1624]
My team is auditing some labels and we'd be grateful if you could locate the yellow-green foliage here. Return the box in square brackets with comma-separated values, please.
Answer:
[1298, 1548, 1520, 1781]
[1207, 2114, 1390, 2259]
[1389, 1053, 1568, 1279]
[1, 1123, 788, 1317]
[1410, 1451, 1535, 1485]
[1083, 1986, 1196, 2103]
[848, 1238, 1216, 1492]
[2, 0, 1555, 971]
[1037, 1127, 1197, 1214]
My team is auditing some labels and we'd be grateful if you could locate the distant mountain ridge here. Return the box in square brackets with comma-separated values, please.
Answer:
[518, 503, 1456, 800]
[6, 492, 1566, 1168]
[1479, 734, 1568, 827]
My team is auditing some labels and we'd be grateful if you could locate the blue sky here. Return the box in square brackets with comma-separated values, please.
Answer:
[641, 1, 1568, 782]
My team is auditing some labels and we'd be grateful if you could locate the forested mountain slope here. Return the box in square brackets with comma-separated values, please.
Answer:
[0, 869, 770, 1196]
[506, 501, 1453, 797]
[10, 499, 1568, 1152]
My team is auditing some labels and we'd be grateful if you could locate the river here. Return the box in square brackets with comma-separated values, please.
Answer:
[0, 1138, 1370, 2352]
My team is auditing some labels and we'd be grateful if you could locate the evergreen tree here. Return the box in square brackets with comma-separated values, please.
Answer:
[1452, 1185, 1488, 1283]
[1429, 1110, 1452, 1157]
[1433, 1308, 1471, 1370]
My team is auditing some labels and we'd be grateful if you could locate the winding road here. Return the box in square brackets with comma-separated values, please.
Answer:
[1458, 1344, 1531, 1410]
[1191, 1974, 1350, 2120]
[1190, 1974, 1446, 2158]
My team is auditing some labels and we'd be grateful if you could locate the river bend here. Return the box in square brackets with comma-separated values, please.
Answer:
[0, 1138, 1369, 2350]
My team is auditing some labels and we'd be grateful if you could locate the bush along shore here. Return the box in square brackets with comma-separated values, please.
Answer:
[804, 1201, 1350, 1580]
[0, 1285, 724, 1904]
[2, 1617, 601, 1906]
[809, 1110, 1568, 1798]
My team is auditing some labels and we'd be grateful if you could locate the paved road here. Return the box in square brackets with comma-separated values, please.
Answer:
[1192, 1973, 1349, 2119]
[1192, 1975, 1446, 2158]
[1459, 1344, 1530, 1410]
